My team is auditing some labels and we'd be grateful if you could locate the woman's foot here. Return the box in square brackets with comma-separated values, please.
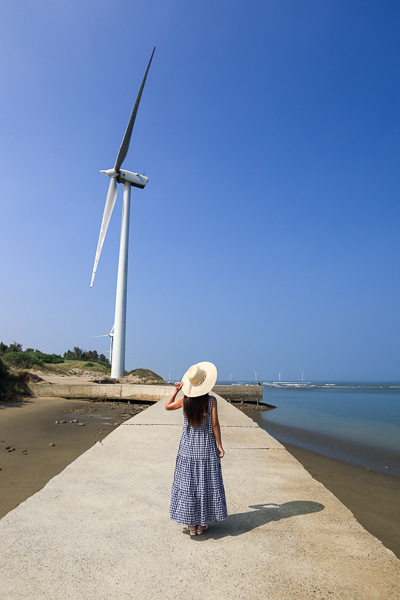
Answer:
[196, 525, 208, 535]
[188, 526, 197, 537]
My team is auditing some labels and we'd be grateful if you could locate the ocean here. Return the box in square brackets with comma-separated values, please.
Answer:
[219, 382, 400, 478]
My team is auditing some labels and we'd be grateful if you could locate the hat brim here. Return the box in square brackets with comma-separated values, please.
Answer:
[182, 361, 218, 398]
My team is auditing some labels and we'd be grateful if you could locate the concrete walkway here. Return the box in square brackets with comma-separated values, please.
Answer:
[1, 395, 399, 599]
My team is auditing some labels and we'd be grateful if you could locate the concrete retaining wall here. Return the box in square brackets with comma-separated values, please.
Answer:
[28, 383, 263, 403]
[213, 385, 262, 402]
[28, 383, 173, 402]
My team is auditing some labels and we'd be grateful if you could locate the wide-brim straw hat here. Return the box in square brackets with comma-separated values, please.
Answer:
[182, 361, 218, 398]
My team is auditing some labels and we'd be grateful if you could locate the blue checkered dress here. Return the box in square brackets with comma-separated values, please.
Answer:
[169, 395, 228, 526]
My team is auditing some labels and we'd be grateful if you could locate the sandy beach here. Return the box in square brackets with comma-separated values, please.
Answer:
[1, 391, 399, 562]
[240, 408, 400, 559]
[0, 396, 148, 519]
[282, 442, 400, 559]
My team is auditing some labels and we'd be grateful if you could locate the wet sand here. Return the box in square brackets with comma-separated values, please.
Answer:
[282, 442, 400, 559]
[0, 397, 148, 519]
[241, 406, 400, 558]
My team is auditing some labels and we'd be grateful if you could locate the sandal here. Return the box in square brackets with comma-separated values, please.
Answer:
[189, 528, 197, 537]
[196, 525, 208, 535]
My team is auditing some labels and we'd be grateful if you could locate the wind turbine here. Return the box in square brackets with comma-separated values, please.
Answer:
[90, 48, 155, 379]
[91, 325, 114, 363]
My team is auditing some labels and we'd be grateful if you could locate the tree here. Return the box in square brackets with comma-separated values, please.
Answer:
[7, 342, 22, 353]
[0, 342, 8, 356]
[82, 350, 99, 362]
[63, 347, 108, 364]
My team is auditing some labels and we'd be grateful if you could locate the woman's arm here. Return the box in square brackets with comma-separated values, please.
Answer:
[165, 382, 184, 410]
[211, 397, 224, 458]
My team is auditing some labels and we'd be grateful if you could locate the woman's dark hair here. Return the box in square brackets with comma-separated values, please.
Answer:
[183, 393, 210, 428]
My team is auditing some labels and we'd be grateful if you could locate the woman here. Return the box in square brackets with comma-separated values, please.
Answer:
[166, 361, 227, 536]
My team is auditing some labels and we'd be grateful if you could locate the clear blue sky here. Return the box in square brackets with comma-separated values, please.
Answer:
[1, 0, 399, 381]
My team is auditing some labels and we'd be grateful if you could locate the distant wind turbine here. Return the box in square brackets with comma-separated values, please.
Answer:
[90, 48, 155, 378]
[91, 325, 114, 363]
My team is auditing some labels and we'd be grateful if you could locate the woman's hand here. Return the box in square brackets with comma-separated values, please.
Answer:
[165, 381, 184, 411]
[218, 446, 225, 458]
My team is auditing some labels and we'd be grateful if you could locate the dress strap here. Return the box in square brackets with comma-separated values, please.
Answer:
[207, 395, 214, 422]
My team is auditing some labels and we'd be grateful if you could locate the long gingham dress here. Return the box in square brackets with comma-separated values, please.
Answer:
[169, 395, 228, 526]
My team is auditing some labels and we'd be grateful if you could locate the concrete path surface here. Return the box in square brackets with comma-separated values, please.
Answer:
[1, 396, 399, 600]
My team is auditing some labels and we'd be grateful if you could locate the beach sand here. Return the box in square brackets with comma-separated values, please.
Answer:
[241, 407, 400, 559]
[0, 396, 148, 519]
[282, 442, 400, 559]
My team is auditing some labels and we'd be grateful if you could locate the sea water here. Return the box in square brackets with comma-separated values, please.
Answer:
[220, 382, 400, 477]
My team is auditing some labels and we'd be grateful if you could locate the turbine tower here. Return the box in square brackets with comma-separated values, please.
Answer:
[91, 48, 155, 378]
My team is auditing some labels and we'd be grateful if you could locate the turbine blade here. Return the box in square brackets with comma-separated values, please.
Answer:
[114, 47, 155, 172]
[90, 335, 110, 338]
[90, 177, 118, 287]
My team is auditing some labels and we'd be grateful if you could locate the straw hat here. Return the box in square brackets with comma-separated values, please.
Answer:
[182, 361, 218, 398]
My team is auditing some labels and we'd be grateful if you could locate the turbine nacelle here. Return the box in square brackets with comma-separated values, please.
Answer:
[100, 168, 148, 189]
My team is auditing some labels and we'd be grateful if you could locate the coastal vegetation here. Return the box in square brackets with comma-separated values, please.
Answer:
[0, 358, 38, 399]
[1, 351, 64, 369]
[62, 347, 109, 366]
[0, 342, 165, 396]
[0, 342, 110, 370]
[127, 368, 164, 383]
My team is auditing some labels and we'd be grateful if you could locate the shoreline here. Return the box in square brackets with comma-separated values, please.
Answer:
[246, 410, 400, 478]
[242, 408, 400, 559]
[281, 442, 400, 559]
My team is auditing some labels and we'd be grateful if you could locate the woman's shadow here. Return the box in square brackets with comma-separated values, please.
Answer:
[198, 501, 324, 539]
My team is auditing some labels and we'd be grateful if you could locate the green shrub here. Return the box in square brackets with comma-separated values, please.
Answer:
[84, 362, 95, 367]
[3, 352, 43, 369]
[2, 351, 64, 369]
[34, 352, 64, 364]
[98, 360, 111, 368]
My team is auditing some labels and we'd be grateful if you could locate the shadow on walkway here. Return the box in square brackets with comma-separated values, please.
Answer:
[186, 501, 325, 539]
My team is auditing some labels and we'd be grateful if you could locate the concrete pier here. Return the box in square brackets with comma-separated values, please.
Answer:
[0, 394, 399, 599]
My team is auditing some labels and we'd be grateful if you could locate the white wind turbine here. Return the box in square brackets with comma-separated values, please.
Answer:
[91, 325, 114, 363]
[90, 48, 155, 379]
